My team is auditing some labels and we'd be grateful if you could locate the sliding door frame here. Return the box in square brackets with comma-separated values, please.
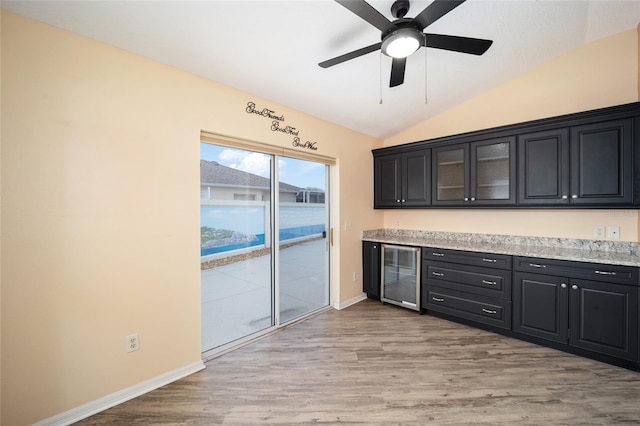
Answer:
[200, 132, 335, 360]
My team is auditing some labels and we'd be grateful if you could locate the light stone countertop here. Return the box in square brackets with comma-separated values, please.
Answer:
[362, 229, 640, 267]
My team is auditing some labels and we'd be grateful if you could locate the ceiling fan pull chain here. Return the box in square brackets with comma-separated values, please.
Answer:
[424, 34, 428, 104]
[379, 51, 383, 104]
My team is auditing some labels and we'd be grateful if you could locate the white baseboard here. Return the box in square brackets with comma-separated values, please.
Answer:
[333, 292, 367, 310]
[34, 360, 206, 426]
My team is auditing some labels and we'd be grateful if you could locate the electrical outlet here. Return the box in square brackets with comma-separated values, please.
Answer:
[344, 221, 352, 231]
[126, 333, 139, 353]
[353, 272, 358, 281]
[594, 225, 605, 239]
[608, 226, 620, 239]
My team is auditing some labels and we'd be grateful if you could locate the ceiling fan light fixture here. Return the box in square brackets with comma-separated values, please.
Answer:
[381, 28, 421, 58]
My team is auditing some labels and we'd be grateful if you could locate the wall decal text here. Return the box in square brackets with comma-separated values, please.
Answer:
[245, 100, 320, 152]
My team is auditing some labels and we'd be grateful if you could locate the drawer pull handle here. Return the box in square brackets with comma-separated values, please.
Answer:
[482, 280, 497, 286]
[432, 272, 445, 277]
[595, 270, 616, 276]
[432, 297, 445, 303]
[482, 258, 497, 263]
[528, 263, 546, 268]
[432, 252, 445, 257]
[482, 308, 497, 315]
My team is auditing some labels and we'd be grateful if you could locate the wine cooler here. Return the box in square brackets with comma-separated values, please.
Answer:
[380, 244, 421, 311]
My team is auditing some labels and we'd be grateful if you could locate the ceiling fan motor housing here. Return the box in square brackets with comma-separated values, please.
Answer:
[391, 0, 410, 18]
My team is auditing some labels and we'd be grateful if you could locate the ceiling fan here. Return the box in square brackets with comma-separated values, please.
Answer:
[319, 0, 493, 87]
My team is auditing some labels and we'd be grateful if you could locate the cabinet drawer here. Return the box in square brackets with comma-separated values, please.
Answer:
[424, 261, 511, 300]
[514, 257, 638, 286]
[423, 247, 512, 270]
[424, 286, 512, 330]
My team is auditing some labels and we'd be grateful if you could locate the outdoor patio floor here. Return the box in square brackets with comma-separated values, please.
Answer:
[201, 238, 328, 352]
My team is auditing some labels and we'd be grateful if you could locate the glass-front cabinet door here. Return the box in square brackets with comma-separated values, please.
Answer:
[432, 144, 468, 205]
[432, 137, 515, 206]
[471, 137, 516, 205]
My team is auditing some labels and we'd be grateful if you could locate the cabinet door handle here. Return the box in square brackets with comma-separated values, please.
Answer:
[432, 297, 445, 303]
[432, 271, 445, 277]
[464, 197, 469, 201]
[562, 195, 568, 199]
[482, 280, 497, 286]
[595, 270, 616, 276]
[432, 252, 445, 257]
[470, 197, 476, 201]
[561, 283, 567, 289]
[401, 199, 406, 203]
[528, 263, 546, 268]
[482, 308, 497, 315]
[482, 258, 497, 263]
[572, 284, 579, 290]
[396, 199, 401, 203]
[571, 194, 578, 199]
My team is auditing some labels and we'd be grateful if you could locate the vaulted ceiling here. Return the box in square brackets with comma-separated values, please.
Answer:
[3, 0, 640, 139]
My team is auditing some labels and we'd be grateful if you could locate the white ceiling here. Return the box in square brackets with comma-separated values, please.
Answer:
[3, 0, 640, 139]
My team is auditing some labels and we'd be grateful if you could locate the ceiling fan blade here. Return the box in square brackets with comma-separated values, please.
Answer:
[319, 42, 382, 68]
[335, 0, 394, 33]
[423, 33, 493, 55]
[389, 57, 407, 87]
[414, 0, 466, 31]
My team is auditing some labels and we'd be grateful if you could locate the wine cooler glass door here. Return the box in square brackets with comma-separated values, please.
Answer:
[381, 245, 421, 311]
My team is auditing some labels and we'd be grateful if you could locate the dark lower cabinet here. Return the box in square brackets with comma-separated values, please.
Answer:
[514, 259, 639, 364]
[512, 272, 568, 343]
[362, 241, 380, 299]
[423, 248, 512, 330]
[569, 279, 638, 361]
[365, 242, 640, 370]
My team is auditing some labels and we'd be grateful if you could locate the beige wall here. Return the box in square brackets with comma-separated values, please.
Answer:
[384, 28, 639, 242]
[0, 11, 382, 425]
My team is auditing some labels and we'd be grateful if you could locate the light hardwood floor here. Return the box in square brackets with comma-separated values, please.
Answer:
[78, 299, 640, 425]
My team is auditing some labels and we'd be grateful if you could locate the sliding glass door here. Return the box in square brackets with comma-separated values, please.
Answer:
[278, 157, 329, 323]
[200, 142, 330, 355]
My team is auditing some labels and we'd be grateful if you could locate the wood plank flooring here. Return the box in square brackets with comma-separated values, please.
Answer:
[78, 299, 640, 425]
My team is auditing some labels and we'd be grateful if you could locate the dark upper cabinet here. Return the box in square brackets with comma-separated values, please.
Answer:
[374, 149, 430, 208]
[519, 119, 633, 206]
[374, 155, 401, 207]
[373, 102, 640, 209]
[518, 128, 570, 205]
[432, 137, 516, 206]
[570, 119, 633, 205]
[432, 143, 468, 206]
